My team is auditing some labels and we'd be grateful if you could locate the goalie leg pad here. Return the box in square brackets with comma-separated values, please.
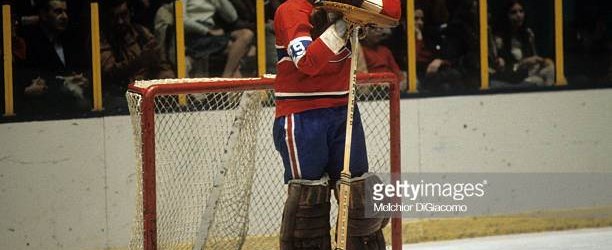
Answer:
[339, 173, 389, 250]
[280, 177, 332, 250]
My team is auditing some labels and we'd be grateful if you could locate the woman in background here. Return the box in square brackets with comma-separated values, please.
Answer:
[492, 0, 554, 87]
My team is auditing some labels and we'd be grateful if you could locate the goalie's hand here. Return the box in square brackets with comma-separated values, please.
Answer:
[318, 12, 351, 53]
[332, 18, 348, 39]
[327, 11, 348, 39]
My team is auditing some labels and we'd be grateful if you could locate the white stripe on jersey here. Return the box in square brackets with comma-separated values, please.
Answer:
[275, 91, 349, 97]
[329, 48, 351, 63]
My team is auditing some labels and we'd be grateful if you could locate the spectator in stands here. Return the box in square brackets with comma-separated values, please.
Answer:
[227, 0, 256, 31]
[183, 0, 254, 77]
[16, 0, 91, 115]
[419, 0, 480, 93]
[152, 1, 177, 67]
[491, 0, 554, 87]
[226, 0, 262, 75]
[100, 0, 175, 110]
[414, 2, 433, 87]
[359, 27, 406, 90]
[14, 0, 87, 35]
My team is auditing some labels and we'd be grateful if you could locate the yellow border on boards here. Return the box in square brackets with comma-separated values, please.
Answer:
[406, 0, 417, 93]
[554, 0, 567, 85]
[256, 0, 266, 77]
[176, 0, 188, 105]
[2, 4, 14, 116]
[175, 0, 186, 79]
[90, 1, 103, 111]
[479, 0, 489, 90]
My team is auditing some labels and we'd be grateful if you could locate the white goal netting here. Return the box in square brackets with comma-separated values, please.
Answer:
[126, 74, 399, 249]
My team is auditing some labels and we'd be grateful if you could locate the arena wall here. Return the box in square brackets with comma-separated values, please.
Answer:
[1, 89, 611, 249]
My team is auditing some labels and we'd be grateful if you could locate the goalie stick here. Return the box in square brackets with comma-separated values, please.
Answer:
[335, 26, 361, 250]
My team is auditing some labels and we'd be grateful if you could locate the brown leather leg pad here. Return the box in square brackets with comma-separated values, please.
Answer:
[280, 178, 332, 250]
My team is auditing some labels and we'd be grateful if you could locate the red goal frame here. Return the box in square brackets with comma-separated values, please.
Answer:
[127, 72, 402, 250]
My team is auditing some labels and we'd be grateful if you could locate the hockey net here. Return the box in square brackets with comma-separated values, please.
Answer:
[126, 73, 401, 250]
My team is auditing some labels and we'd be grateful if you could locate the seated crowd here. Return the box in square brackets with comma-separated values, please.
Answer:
[5, 0, 611, 117]
[414, 0, 610, 93]
[11, 0, 268, 115]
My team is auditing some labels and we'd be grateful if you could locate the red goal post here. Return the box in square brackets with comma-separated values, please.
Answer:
[126, 72, 401, 250]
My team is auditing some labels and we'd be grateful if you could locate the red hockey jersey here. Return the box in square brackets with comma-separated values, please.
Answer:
[273, 0, 351, 117]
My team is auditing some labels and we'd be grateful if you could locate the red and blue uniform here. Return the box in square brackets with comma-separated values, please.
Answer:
[274, 0, 351, 117]
[273, 0, 368, 183]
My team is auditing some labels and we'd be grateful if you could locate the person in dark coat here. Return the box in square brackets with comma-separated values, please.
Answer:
[16, 0, 91, 116]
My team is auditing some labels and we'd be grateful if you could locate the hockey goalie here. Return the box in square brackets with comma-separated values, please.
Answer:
[271, 0, 400, 249]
